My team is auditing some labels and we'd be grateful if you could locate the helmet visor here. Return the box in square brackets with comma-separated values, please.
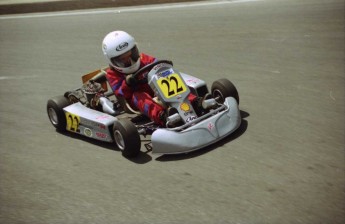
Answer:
[111, 46, 140, 68]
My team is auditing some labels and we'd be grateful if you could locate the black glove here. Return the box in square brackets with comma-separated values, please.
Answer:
[125, 74, 136, 87]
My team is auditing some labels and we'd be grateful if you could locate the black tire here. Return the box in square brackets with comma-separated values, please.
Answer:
[211, 78, 239, 104]
[47, 95, 71, 131]
[113, 119, 141, 158]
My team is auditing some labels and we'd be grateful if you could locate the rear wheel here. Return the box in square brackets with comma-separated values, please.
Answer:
[47, 95, 71, 131]
[113, 119, 141, 158]
[211, 78, 239, 104]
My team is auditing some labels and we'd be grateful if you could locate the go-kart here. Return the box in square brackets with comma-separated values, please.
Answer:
[47, 60, 241, 158]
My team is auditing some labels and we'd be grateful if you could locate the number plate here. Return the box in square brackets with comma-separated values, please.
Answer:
[157, 73, 187, 99]
[65, 112, 80, 132]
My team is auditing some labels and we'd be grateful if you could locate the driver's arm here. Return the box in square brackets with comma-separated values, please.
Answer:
[106, 68, 133, 101]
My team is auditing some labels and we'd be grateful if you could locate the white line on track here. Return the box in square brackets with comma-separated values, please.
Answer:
[0, 75, 39, 80]
[0, 0, 262, 20]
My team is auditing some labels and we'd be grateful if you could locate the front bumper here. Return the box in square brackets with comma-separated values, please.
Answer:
[151, 97, 241, 154]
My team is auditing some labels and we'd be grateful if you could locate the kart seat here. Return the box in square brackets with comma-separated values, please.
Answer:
[81, 68, 109, 92]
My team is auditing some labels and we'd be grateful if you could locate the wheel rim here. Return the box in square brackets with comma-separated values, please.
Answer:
[212, 89, 225, 103]
[114, 130, 125, 150]
[48, 108, 58, 125]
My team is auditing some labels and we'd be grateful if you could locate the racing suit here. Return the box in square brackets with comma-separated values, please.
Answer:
[105, 53, 197, 125]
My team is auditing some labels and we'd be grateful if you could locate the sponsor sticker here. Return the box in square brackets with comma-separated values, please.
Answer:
[180, 102, 190, 112]
[208, 122, 214, 131]
[159, 70, 173, 77]
[96, 132, 107, 139]
[84, 128, 92, 137]
[186, 116, 197, 123]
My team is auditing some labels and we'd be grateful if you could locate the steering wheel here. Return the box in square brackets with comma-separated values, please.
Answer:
[132, 59, 173, 79]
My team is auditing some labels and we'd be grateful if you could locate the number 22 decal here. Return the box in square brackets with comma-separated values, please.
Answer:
[157, 73, 187, 98]
[66, 112, 80, 132]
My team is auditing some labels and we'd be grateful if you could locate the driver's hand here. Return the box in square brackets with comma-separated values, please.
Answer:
[125, 74, 136, 87]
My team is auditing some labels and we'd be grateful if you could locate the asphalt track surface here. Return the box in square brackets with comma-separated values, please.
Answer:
[0, 0, 344, 223]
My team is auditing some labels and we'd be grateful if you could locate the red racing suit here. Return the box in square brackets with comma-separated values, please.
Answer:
[105, 53, 197, 125]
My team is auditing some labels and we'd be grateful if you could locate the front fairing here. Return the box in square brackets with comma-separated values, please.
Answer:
[151, 97, 241, 154]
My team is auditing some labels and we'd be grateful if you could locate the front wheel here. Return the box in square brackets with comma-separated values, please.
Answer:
[211, 78, 239, 104]
[47, 95, 71, 131]
[113, 119, 141, 158]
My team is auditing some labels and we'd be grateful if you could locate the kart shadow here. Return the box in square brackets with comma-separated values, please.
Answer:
[59, 131, 115, 150]
[58, 131, 153, 164]
[155, 110, 249, 162]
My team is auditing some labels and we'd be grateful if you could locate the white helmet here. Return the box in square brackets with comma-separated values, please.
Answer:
[102, 31, 140, 74]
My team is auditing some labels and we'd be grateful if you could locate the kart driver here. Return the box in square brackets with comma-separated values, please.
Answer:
[101, 30, 210, 126]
